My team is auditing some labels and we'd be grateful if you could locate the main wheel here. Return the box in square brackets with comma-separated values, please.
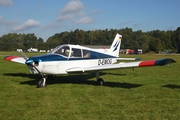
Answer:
[97, 78, 104, 86]
[37, 78, 46, 88]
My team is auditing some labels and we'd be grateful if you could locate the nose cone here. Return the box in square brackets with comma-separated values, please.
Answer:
[25, 54, 66, 65]
[25, 58, 42, 65]
[25, 59, 34, 64]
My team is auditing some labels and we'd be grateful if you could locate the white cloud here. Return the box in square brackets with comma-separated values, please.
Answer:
[0, 0, 13, 6]
[57, 0, 84, 21]
[12, 19, 40, 32]
[0, 15, 16, 26]
[74, 16, 94, 24]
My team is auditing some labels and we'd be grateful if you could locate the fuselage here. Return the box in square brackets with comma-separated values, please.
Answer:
[25, 44, 118, 75]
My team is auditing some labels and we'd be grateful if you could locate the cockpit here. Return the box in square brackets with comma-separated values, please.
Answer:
[49, 45, 90, 58]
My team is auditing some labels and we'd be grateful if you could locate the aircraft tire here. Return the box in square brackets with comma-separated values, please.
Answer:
[37, 78, 46, 88]
[97, 78, 104, 86]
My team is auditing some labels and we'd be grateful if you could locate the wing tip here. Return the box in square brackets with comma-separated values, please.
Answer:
[139, 58, 176, 67]
[155, 58, 176, 66]
[135, 58, 141, 60]
[4, 55, 21, 61]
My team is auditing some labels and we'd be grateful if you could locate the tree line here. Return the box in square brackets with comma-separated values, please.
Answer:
[0, 27, 180, 53]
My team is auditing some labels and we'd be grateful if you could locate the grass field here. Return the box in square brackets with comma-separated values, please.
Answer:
[0, 52, 180, 120]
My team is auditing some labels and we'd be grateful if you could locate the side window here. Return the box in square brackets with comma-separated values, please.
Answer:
[83, 49, 90, 58]
[71, 48, 82, 57]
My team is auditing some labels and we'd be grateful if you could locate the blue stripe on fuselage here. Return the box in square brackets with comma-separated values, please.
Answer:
[28, 54, 67, 62]
[89, 51, 116, 59]
[27, 50, 117, 62]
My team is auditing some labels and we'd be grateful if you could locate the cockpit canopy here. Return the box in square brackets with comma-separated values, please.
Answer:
[49, 45, 90, 58]
[49, 45, 70, 57]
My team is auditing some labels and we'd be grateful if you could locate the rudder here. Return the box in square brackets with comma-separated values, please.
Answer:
[109, 33, 122, 57]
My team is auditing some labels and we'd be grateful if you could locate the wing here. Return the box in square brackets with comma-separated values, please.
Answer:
[66, 58, 176, 73]
[4, 56, 26, 64]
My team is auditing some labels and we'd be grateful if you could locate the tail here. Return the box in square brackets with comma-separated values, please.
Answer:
[109, 33, 122, 57]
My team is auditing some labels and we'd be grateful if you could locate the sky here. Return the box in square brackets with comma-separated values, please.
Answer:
[0, 0, 180, 41]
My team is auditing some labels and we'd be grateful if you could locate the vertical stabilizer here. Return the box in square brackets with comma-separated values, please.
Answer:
[109, 33, 122, 57]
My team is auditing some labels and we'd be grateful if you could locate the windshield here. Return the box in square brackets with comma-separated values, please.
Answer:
[49, 45, 70, 57]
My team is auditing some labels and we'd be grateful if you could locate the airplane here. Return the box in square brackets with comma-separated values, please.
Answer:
[4, 33, 176, 88]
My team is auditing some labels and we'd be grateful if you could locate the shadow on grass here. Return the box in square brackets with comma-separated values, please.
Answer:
[3, 72, 143, 89]
[162, 84, 180, 89]
[3, 72, 40, 79]
[104, 82, 143, 88]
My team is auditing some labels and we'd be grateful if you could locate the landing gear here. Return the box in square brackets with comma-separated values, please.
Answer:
[37, 77, 47, 88]
[28, 63, 47, 88]
[97, 78, 104, 85]
[96, 71, 104, 86]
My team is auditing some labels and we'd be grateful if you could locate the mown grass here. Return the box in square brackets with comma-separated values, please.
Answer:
[0, 52, 180, 119]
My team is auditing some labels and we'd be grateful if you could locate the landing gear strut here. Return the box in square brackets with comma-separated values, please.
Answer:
[96, 71, 104, 86]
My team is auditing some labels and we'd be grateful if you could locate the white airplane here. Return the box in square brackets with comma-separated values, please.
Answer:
[4, 33, 176, 88]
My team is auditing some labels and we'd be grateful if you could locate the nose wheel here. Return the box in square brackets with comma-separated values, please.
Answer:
[27, 63, 47, 88]
[37, 77, 47, 88]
